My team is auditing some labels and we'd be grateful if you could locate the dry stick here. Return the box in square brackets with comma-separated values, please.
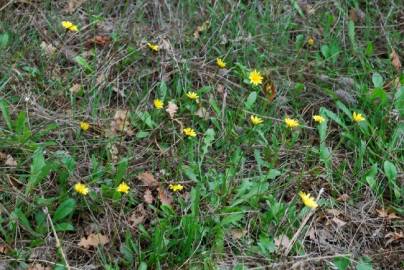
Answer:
[43, 207, 71, 270]
[284, 188, 324, 257]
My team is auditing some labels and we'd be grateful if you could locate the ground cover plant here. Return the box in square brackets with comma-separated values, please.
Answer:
[0, 0, 403, 269]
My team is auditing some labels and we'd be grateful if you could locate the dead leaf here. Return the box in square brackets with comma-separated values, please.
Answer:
[40, 41, 56, 55]
[337, 193, 350, 202]
[307, 228, 316, 241]
[0, 244, 9, 254]
[195, 107, 209, 120]
[96, 73, 107, 86]
[385, 231, 404, 246]
[165, 101, 178, 119]
[28, 263, 51, 270]
[138, 172, 158, 187]
[229, 229, 247, 240]
[85, 35, 111, 47]
[157, 186, 173, 206]
[331, 217, 347, 228]
[64, 0, 87, 14]
[274, 234, 290, 250]
[216, 84, 224, 94]
[5, 155, 17, 167]
[143, 189, 154, 204]
[110, 110, 134, 136]
[0, 152, 6, 160]
[193, 20, 210, 40]
[391, 50, 401, 71]
[78, 233, 109, 249]
[129, 203, 146, 226]
[69, 83, 82, 94]
[263, 80, 276, 102]
[376, 208, 400, 220]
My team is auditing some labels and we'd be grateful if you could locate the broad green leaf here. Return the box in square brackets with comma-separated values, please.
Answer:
[320, 107, 347, 129]
[348, 20, 356, 50]
[220, 212, 243, 226]
[265, 169, 281, 180]
[53, 198, 76, 222]
[11, 208, 34, 233]
[26, 149, 55, 194]
[114, 158, 128, 183]
[0, 98, 13, 130]
[356, 256, 373, 270]
[158, 81, 168, 100]
[371, 73, 383, 88]
[245, 91, 257, 109]
[138, 262, 148, 270]
[0, 32, 10, 49]
[74, 55, 93, 73]
[191, 187, 200, 217]
[54, 223, 75, 232]
[334, 256, 350, 270]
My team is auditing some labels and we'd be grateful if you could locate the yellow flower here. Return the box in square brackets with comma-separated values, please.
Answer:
[249, 70, 263, 86]
[186, 91, 199, 100]
[312, 115, 325, 124]
[169, 183, 184, 192]
[117, 182, 130, 194]
[307, 37, 315, 46]
[147, 42, 159, 52]
[74, 182, 89, 195]
[299, 191, 318, 209]
[284, 117, 299, 128]
[183, 127, 197, 137]
[61, 21, 79, 32]
[80, 121, 90, 131]
[250, 115, 263, 125]
[154, 99, 164, 109]
[216, 58, 226, 68]
[352, 112, 365, 122]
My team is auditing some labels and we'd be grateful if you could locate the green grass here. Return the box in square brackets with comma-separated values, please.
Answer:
[0, 1, 403, 269]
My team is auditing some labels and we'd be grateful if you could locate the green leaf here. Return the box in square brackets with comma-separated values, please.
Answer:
[348, 20, 356, 50]
[295, 34, 305, 49]
[53, 198, 76, 222]
[74, 55, 94, 73]
[320, 107, 347, 129]
[191, 187, 200, 217]
[26, 148, 54, 194]
[136, 111, 156, 129]
[265, 169, 281, 180]
[334, 256, 350, 270]
[0, 98, 13, 130]
[54, 223, 75, 232]
[138, 262, 148, 270]
[371, 73, 383, 88]
[356, 256, 373, 270]
[114, 158, 128, 183]
[245, 91, 257, 109]
[320, 45, 330, 59]
[11, 208, 34, 233]
[0, 32, 10, 49]
[384, 161, 400, 199]
[158, 81, 168, 100]
[220, 212, 243, 226]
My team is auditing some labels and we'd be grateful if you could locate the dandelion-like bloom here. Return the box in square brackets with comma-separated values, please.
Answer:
[186, 91, 199, 100]
[74, 183, 89, 195]
[250, 115, 263, 125]
[299, 191, 318, 209]
[80, 121, 90, 131]
[216, 58, 226, 68]
[183, 127, 197, 137]
[169, 183, 184, 192]
[249, 70, 263, 86]
[352, 112, 365, 122]
[61, 21, 79, 32]
[117, 182, 130, 194]
[147, 42, 159, 52]
[312, 115, 325, 124]
[307, 37, 315, 46]
[154, 99, 164, 109]
[284, 117, 299, 128]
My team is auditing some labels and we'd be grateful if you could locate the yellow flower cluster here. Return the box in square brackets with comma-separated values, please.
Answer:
[299, 191, 318, 209]
[61, 21, 78, 32]
[73, 182, 130, 196]
[169, 183, 184, 192]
